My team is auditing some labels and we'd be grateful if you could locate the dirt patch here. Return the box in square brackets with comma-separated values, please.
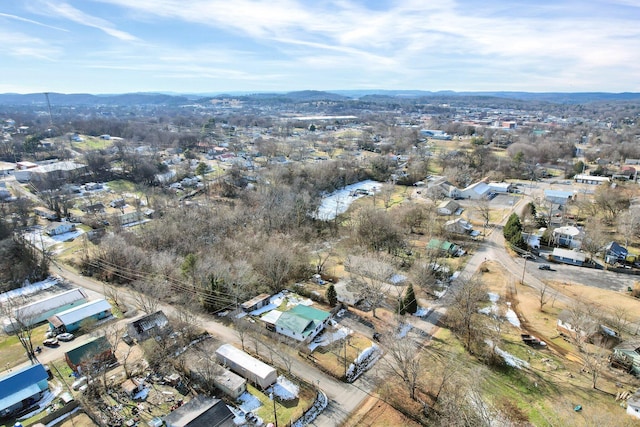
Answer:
[344, 395, 421, 427]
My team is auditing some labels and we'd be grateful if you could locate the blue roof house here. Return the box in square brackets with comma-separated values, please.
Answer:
[0, 364, 49, 418]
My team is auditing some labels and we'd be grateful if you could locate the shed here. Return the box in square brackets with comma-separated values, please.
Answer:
[163, 395, 234, 427]
[215, 344, 277, 389]
[240, 293, 272, 312]
[0, 364, 49, 417]
[213, 367, 246, 399]
[48, 299, 112, 333]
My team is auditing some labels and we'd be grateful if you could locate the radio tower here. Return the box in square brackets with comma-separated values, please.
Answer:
[44, 92, 53, 127]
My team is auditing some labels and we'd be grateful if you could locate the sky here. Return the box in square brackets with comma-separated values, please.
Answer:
[1, 0, 639, 94]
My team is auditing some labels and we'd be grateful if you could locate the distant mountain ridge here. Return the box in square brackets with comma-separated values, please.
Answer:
[0, 90, 639, 106]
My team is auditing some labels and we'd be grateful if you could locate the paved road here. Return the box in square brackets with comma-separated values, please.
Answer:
[53, 263, 370, 427]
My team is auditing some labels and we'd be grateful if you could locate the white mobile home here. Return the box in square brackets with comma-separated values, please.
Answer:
[3, 288, 88, 333]
[215, 344, 277, 389]
[48, 299, 112, 333]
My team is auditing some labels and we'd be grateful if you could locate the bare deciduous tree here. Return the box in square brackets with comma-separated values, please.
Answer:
[381, 332, 423, 400]
[447, 276, 488, 351]
[346, 254, 395, 318]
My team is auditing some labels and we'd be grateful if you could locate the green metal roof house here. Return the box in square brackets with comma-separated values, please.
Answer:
[64, 336, 115, 373]
[275, 305, 331, 343]
[427, 239, 459, 256]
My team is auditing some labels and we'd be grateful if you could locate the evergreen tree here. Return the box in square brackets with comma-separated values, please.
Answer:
[404, 283, 418, 314]
[326, 283, 338, 307]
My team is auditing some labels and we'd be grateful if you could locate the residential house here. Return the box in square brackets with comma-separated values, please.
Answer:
[34, 207, 58, 220]
[436, 200, 460, 216]
[81, 202, 105, 214]
[274, 305, 331, 343]
[45, 222, 76, 236]
[240, 293, 272, 313]
[544, 190, 574, 205]
[604, 241, 628, 265]
[127, 311, 170, 342]
[574, 174, 610, 185]
[64, 335, 116, 373]
[3, 288, 88, 333]
[215, 344, 277, 389]
[557, 310, 620, 348]
[162, 395, 234, 427]
[444, 218, 479, 236]
[0, 364, 49, 418]
[426, 239, 460, 256]
[552, 226, 583, 249]
[612, 339, 640, 375]
[48, 299, 112, 333]
[551, 248, 587, 266]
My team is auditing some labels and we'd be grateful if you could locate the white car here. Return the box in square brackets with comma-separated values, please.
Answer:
[57, 333, 75, 342]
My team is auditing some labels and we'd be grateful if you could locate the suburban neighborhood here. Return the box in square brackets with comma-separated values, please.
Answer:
[2, 90, 640, 427]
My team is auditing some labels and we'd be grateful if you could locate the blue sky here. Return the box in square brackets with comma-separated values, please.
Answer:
[1, 0, 639, 94]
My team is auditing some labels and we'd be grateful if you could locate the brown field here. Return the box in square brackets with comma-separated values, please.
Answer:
[475, 260, 640, 425]
[312, 333, 374, 378]
[344, 395, 421, 427]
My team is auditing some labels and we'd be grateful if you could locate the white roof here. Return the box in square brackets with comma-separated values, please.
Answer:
[574, 174, 610, 182]
[15, 288, 87, 320]
[216, 344, 276, 381]
[553, 226, 581, 237]
[464, 181, 490, 195]
[54, 299, 111, 325]
[260, 310, 283, 324]
[552, 248, 587, 262]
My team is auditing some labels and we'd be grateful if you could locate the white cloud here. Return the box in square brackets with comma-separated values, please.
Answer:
[43, 1, 138, 41]
[0, 12, 69, 32]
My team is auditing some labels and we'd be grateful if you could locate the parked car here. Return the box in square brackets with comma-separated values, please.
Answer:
[521, 253, 536, 260]
[43, 338, 59, 347]
[538, 264, 553, 271]
[57, 333, 75, 342]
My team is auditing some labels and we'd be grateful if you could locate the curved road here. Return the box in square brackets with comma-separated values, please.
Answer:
[53, 263, 369, 427]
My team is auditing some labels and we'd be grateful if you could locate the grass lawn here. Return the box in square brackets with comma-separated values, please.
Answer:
[106, 179, 136, 193]
[249, 381, 316, 426]
[312, 333, 373, 379]
[74, 136, 113, 151]
[0, 323, 51, 370]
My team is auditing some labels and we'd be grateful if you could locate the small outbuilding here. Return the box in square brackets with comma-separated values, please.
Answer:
[240, 293, 271, 312]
